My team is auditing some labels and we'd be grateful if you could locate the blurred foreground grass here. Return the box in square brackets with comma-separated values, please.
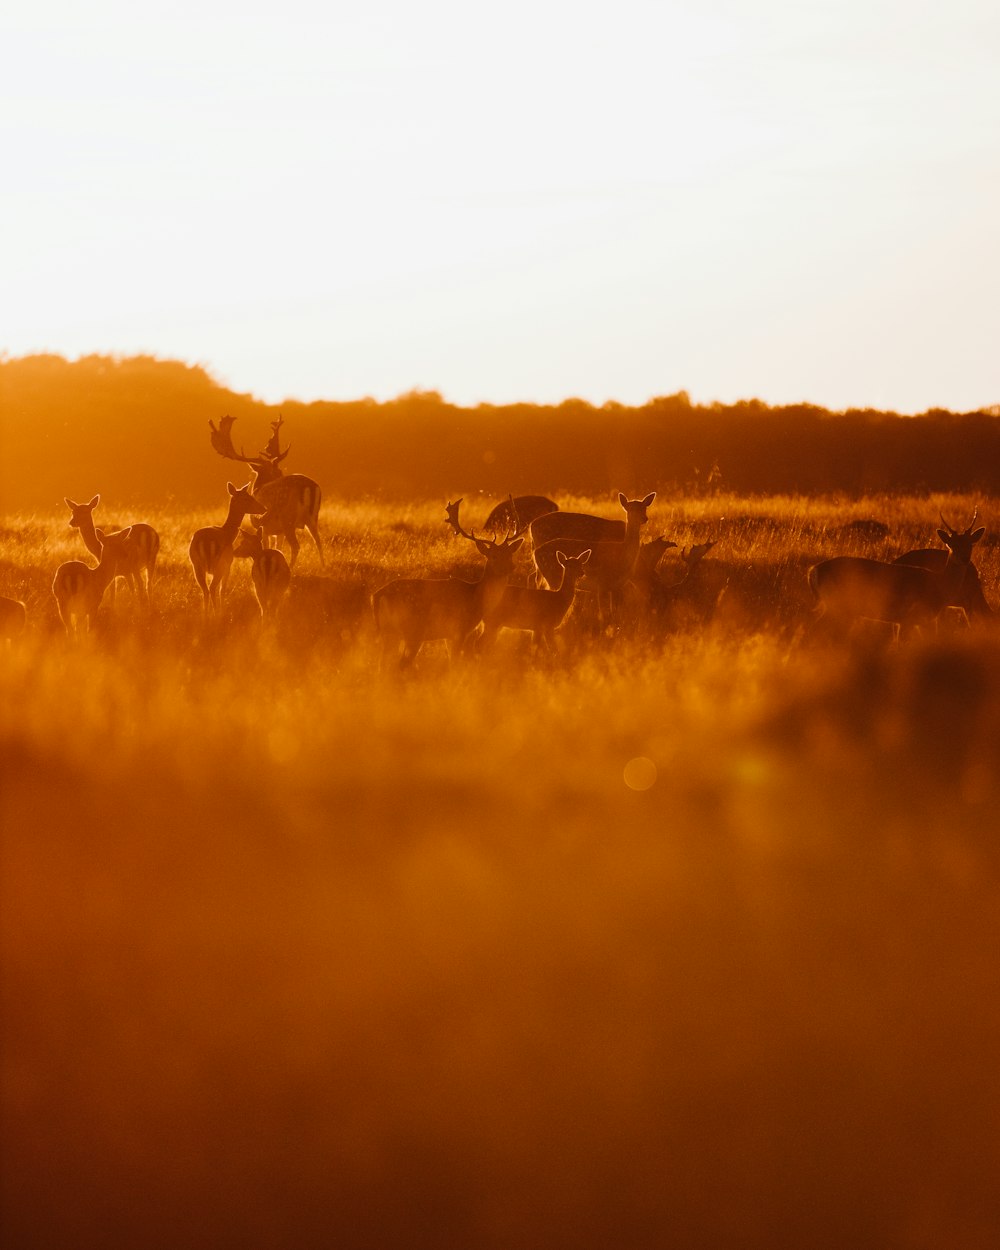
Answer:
[2, 495, 1000, 1248]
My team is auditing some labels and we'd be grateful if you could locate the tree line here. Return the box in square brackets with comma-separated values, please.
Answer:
[2, 353, 999, 511]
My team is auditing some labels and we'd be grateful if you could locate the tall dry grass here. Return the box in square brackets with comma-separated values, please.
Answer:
[2, 492, 1000, 1249]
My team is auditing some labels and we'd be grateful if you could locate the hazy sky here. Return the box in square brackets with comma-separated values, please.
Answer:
[3, 0, 998, 411]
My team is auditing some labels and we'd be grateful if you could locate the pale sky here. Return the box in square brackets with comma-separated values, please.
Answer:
[3, 0, 998, 412]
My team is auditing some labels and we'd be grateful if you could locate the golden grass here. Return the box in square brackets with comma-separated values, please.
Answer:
[2, 492, 1000, 1248]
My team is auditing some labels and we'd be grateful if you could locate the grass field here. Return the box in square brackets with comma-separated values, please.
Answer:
[3, 492, 1000, 1248]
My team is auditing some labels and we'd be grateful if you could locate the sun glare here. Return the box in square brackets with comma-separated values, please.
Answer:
[3, 0, 999, 409]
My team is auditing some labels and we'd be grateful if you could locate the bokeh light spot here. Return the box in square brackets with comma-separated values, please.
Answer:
[624, 757, 657, 791]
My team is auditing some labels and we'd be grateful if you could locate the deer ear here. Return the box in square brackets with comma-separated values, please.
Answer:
[227, 482, 237, 496]
[64, 498, 75, 509]
[642, 492, 656, 507]
[557, 551, 567, 567]
[89, 494, 100, 508]
[509, 537, 524, 553]
[937, 528, 950, 544]
[618, 492, 628, 508]
[971, 527, 986, 543]
[579, 549, 591, 564]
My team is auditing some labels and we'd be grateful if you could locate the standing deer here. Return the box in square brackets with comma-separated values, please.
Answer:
[624, 540, 716, 629]
[64, 495, 160, 606]
[189, 482, 267, 614]
[479, 548, 591, 653]
[373, 528, 524, 668]
[809, 511, 985, 638]
[532, 492, 657, 622]
[233, 525, 292, 620]
[209, 415, 323, 568]
[528, 496, 636, 550]
[52, 527, 132, 636]
[894, 540, 993, 618]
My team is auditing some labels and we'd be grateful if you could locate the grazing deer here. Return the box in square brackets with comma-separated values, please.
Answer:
[482, 494, 558, 535]
[209, 414, 323, 567]
[809, 511, 985, 639]
[480, 548, 591, 652]
[189, 482, 267, 614]
[64, 495, 160, 606]
[0, 596, 27, 645]
[446, 495, 557, 539]
[373, 531, 524, 668]
[533, 493, 657, 621]
[52, 527, 132, 636]
[233, 525, 292, 619]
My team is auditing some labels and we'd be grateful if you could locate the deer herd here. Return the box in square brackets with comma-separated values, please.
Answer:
[0, 414, 993, 660]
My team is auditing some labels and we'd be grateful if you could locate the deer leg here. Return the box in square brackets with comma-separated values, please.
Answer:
[307, 521, 324, 566]
[286, 530, 301, 570]
[193, 567, 211, 613]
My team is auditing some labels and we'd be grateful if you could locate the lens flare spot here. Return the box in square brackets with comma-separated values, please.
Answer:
[624, 756, 657, 791]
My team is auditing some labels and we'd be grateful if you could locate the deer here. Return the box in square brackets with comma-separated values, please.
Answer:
[446, 495, 558, 539]
[894, 534, 993, 619]
[64, 495, 160, 606]
[480, 548, 591, 653]
[209, 414, 323, 568]
[809, 511, 985, 639]
[527, 494, 642, 551]
[189, 482, 267, 614]
[0, 596, 27, 645]
[623, 540, 716, 629]
[482, 494, 559, 535]
[52, 527, 132, 637]
[372, 526, 524, 668]
[233, 524, 292, 620]
[618, 536, 679, 617]
[532, 492, 657, 622]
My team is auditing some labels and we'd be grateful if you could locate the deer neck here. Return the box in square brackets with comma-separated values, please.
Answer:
[94, 544, 122, 592]
[939, 549, 971, 597]
[622, 513, 645, 558]
[477, 559, 512, 617]
[220, 501, 251, 543]
[77, 515, 103, 559]
[553, 567, 584, 603]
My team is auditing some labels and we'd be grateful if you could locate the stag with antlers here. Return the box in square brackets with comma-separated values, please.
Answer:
[209, 415, 323, 568]
[809, 509, 985, 638]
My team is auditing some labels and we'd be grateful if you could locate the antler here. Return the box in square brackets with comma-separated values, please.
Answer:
[940, 507, 979, 536]
[263, 415, 291, 464]
[209, 415, 269, 467]
[445, 499, 479, 542]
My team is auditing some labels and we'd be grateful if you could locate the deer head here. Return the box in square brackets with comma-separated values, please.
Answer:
[937, 510, 984, 562]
